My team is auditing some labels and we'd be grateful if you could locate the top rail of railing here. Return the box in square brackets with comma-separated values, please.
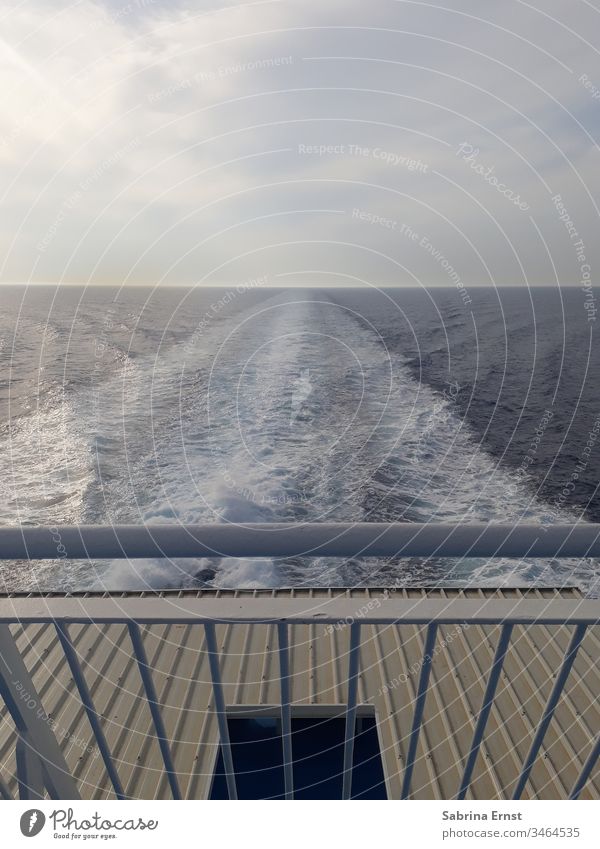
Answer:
[0, 522, 600, 561]
[0, 595, 598, 625]
[1, 523, 599, 802]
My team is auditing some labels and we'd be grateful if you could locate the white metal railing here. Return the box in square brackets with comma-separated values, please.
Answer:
[1, 521, 600, 560]
[0, 522, 599, 801]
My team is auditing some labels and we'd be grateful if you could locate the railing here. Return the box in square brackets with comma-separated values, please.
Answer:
[1, 521, 600, 560]
[0, 522, 599, 801]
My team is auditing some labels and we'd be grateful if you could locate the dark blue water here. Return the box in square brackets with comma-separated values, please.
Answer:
[1, 284, 598, 593]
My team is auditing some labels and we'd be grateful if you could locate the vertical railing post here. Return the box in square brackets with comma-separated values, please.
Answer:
[204, 622, 238, 800]
[512, 623, 587, 799]
[0, 773, 11, 800]
[457, 623, 513, 799]
[55, 622, 125, 799]
[0, 624, 80, 800]
[277, 623, 294, 800]
[127, 623, 181, 799]
[570, 736, 600, 800]
[401, 623, 438, 799]
[342, 622, 361, 800]
[16, 735, 44, 800]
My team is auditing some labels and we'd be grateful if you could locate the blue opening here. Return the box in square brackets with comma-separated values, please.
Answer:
[210, 714, 387, 799]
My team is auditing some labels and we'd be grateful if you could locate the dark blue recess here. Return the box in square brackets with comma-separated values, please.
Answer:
[210, 715, 387, 799]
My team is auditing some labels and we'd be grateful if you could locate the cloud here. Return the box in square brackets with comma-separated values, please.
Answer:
[1, 0, 599, 288]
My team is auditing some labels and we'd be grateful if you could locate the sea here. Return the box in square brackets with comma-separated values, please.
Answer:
[1, 283, 599, 594]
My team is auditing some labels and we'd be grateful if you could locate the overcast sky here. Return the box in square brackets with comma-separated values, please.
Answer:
[1, 0, 599, 288]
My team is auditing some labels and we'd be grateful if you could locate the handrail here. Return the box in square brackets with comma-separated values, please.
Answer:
[0, 596, 598, 625]
[0, 521, 599, 801]
[0, 521, 599, 560]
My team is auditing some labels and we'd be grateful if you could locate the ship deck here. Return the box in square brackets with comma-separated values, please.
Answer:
[0, 586, 598, 800]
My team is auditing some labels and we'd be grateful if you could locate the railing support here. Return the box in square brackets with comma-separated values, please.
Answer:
[402, 624, 438, 799]
[0, 773, 11, 800]
[342, 622, 361, 800]
[277, 623, 294, 800]
[457, 623, 513, 799]
[128, 623, 181, 800]
[204, 622, 238, 800]
[55, 622, 125, 799]
[16, 734, 44, 800]
[512, 623, 588, 799]
[570, 736, 600, 799]
[0, 624, 80, 799]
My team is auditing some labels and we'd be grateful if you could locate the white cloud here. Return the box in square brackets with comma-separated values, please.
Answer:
[1, 0, 599, 287]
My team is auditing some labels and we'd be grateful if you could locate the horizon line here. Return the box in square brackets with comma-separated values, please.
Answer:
[0, 281, 583, 289]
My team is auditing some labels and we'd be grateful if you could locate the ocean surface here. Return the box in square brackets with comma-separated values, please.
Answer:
[1, 284, 599, 594]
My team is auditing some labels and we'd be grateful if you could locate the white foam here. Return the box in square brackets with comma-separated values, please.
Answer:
[1, 290, 595, 593]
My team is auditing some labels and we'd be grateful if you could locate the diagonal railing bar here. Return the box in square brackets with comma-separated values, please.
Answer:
[342, 622, 361, 800]
[569, 736, 600, 800]
[204, 622, 237, 801]
[15, 734, 44, 800]
[401, 623, 439, 799]
[0, 772, 11, 800]
[55, 622, 126, 799]
[277, 623, 294, 800]
[512, 623, 588, 800]
[457, 623, 514, 800]
[127, 623, 181, 800]
[0, 624, 80, 800]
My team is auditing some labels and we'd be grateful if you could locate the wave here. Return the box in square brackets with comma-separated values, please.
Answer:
[0, 289, 597, 594]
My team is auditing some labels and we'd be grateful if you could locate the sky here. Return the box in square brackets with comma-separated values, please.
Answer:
[1, 0, 599, 288]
